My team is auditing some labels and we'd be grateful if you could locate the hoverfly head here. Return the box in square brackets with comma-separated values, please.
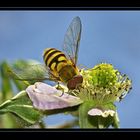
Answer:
[67, 75, 83, 90]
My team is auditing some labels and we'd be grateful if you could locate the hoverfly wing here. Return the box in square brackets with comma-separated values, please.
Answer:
[62, 16, 82, 65]
[7, 64, 58, 82]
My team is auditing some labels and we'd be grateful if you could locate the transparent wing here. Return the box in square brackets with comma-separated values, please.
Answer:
[7, 64, 58, 82]
[63, 16, 82, 65]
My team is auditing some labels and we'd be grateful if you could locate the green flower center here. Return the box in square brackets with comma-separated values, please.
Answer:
[74, 63, 132, 104]
[89, 63, 118, 88]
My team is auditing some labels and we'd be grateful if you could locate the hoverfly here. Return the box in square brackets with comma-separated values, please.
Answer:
[8, 16, 83, 90]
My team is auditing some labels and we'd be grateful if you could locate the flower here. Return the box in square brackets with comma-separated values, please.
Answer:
[25, 63, 132, 128]
[79, 63, 132, 104]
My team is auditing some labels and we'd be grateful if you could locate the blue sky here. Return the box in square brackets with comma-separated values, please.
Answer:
[0, 11, 140, 128]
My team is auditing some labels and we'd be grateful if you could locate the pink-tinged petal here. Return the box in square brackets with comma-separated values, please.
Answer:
[26, 82, 83, 110]
[34, 82, 58, 94]
[88, 108, 103, 116]
[88, 108, 115, 117]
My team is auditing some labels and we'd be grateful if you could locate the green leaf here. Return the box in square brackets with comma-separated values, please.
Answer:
[0, 61, 28, 102]
[11, 78, 28, 91]
[0, 113, 18, 128]
[7, 60, 48, 85]
[0, 62, 13, 102]
[0, 91, 42, 125]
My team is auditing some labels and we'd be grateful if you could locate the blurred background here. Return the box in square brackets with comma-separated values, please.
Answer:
[0, 11, 139, 128]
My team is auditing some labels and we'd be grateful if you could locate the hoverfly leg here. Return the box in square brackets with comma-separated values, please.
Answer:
[76, 83, 83, 92]
[59, 87, 64, 97]
[69, 89, 77, 96]
[59, 88, 64, 97]
[56, 82, 65, 97]
[55, 82, 60, 89]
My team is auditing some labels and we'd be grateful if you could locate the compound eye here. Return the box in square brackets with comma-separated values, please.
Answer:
[74, 75, 83, 84]
[67, 75, 83, 90]
[67, 80, 76, 90]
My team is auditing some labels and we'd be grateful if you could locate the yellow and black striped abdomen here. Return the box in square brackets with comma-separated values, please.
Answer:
[43, 48, 68, 72]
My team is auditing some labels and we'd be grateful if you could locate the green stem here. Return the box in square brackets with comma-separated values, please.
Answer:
[38, 120, 46, 128]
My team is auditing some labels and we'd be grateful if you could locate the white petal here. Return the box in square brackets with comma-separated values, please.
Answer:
[102, 110, 115, 117]
[34, 82, 58, 94]
[26, 82, 83, 110]
[88, 108, 103, 116]
[88, 108, 115, 117]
